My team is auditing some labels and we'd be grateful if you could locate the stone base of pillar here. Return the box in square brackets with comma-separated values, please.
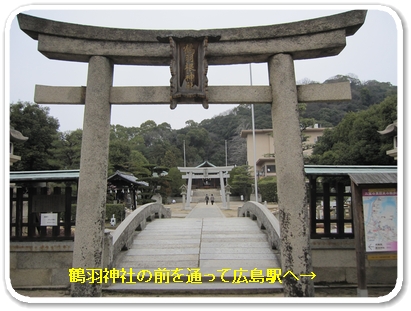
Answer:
[357, 288, 368, 297]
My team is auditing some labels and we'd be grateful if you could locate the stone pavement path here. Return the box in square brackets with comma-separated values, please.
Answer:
[185, 201, 226, 218]
[107, 202, 282, 293]
[15, 285, 397, 298]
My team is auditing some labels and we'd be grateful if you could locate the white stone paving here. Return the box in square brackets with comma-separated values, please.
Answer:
[108, 202, 282, 292]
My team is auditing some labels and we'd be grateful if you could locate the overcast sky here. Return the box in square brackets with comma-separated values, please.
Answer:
[7, 4, 401, 133]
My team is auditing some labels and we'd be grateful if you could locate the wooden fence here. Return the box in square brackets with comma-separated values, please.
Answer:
[10, 186, 75, 241]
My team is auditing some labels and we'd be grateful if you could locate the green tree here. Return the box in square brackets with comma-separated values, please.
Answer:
[167, 167, 185, 197]
[310, 95, 397, 165]
[10, 101, 60, 171]
[137, 164, 171, 204]
[228, 165, 253, 200]
[301, 76, 397, 127]
[130, 150, 149, 173]
[160, 148, 182, 168]
[177, 124, 212, 166]
[185, 120, 198, 127]
[108, 140, 132, 173]
[50, 129, 82, 169]
[137, 120, 178, 166]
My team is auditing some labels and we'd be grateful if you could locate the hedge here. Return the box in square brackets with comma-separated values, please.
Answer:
[258, 178, 278, 203]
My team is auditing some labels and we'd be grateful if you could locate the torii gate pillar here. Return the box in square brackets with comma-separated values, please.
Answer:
[269, 54, 314, 297]
[71, 56, 113, 297]
[185, 171, 193, 210]
[219, 171, 228, 209]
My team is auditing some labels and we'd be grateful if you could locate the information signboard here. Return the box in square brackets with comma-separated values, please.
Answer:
[40, 213, 58, 226]
[362, 188, 397, 252]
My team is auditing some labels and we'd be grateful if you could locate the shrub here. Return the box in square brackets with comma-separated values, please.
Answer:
[71, 203, 126, 222]
[258, 177, 278, 203]
[106, 204, 126, 221]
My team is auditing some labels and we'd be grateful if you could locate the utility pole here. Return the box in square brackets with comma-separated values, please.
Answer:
[250, 63, 258, 202]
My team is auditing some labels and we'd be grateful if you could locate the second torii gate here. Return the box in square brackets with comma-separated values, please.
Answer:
[178, 165, 234, 209]
[17, 10, 367, 297]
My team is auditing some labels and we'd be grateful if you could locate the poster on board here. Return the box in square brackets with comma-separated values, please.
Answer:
[362, 188, 397, 252]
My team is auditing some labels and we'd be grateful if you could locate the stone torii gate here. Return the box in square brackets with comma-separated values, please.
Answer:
[17, 10, 367, 297]
[178, 165, 234, 210]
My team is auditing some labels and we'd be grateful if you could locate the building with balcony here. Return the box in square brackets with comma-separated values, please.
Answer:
[240, 126, 326, 177]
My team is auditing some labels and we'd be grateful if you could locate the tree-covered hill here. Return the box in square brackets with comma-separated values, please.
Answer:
[301, 75, 397, 127]
[310, 94, 397, 165]
[199, 75, 396, 137]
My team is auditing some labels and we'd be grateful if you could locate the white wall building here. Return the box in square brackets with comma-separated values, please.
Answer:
[240, 126, 327, 177]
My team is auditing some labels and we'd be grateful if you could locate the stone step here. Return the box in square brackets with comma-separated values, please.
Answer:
[191, 189, 223, 202]
[104, 280, 283, 294]
[107, 203, 282, 292]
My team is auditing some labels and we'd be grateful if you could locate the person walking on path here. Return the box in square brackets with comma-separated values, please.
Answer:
[210, 194, 215, 205]
[205, 194, 209, 205]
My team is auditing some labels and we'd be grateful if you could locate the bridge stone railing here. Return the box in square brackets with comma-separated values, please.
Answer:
[238, 201, 281, 251]
[104, 202, 171, 268]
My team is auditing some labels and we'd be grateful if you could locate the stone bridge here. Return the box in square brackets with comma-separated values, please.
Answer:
[103, 201, 283, 294]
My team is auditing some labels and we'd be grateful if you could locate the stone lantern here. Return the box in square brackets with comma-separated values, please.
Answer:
[180, 184, 187, 207]
[378, 120, 397, 160]
[10, 127, 28, 166]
